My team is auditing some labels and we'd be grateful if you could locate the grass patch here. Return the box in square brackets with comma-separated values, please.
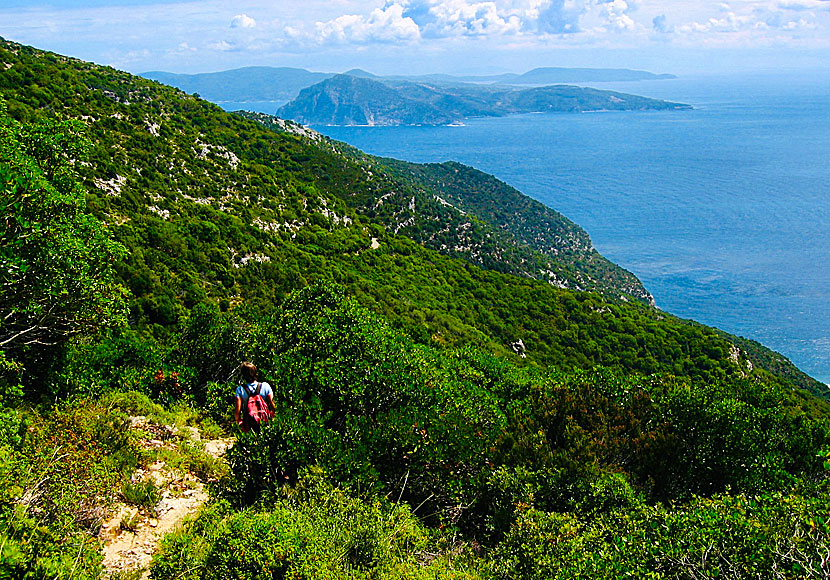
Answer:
[121, 480, 160, 512]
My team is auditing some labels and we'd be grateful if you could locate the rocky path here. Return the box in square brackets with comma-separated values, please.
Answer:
[99, 419, 233, 579]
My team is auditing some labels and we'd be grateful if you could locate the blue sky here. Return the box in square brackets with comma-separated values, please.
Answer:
[2, 1, 829, 75]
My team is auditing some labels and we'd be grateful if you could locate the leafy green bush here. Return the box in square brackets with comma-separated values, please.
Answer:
[490, 490, 830, 579]
[152, 469, 480, 580]
[216, 286, 830, 549]
[0, 100, 128, 375]
[174, 303, 250, 405]
[223, 285, 501, 520]
[0, 507, 103, 580]
[121, 479, 160, 511]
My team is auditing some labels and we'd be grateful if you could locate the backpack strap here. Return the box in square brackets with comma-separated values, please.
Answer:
[244, 381, 259, 397]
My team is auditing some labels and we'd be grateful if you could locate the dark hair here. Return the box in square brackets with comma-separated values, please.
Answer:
[240, 362, 257, 382]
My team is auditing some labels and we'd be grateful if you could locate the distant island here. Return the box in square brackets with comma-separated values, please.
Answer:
[276, 74, 691, 126]
[141, 66, 331, 103]
[390, 67, 677, 85]
[140, 66, 676, 104]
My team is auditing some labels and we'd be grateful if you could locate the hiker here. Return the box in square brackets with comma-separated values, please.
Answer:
[234, 362, 275, 433]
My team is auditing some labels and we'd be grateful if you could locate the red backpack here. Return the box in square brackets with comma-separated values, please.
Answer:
[243, 382, 274, 432]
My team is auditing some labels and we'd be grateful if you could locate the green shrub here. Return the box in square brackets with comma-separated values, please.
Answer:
[121, 479, 160, 511]
[174, 303, 250, 405]
[152, 470, 480, 580]
[490, 490, 830, 580]
[0, 506, 104, 580]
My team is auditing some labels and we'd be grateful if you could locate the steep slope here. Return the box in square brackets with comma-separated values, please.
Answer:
[239, 111, 651, 303]
[382, 159, 653, 303]
[0, 37, 824, 397]
[277, 74, 691, 126]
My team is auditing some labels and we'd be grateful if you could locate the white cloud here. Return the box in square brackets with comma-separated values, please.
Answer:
[777, 0, 830, 10]
[410, 0, 523, 36]
[670, 0, 828, 36]
[314, 3, 420, 43]
[398, 0, 587, 36]
[295, 0, 830, 47]
[535, 0, 585, 33]
[782, 17, 817, 27]
[231, 13, 256, 29]
[602, 0, 636, 30]
[678, 11, 750, 33]
[209, 40, 233, 51]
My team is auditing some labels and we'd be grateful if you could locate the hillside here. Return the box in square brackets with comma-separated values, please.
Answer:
[237, 111, 652, 303]
[0, 37, 820, 391]
[3, 37, 830, 580]
[276, 74, 691, 126]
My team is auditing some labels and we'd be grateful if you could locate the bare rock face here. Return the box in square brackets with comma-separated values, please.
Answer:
[511, 339, 527, 359]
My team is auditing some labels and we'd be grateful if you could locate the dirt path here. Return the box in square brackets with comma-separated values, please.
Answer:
[99, 420, 233, 579]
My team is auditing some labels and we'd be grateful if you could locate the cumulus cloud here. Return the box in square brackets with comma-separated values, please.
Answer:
[671, 0, 827, 36]
[536, 1, 584, 34]
[314, 3, 420, 43]
[601, 0, 635, 30]
[231, 14, 256, 29]
[404, 0, 522, 36]
[303, 0, 592, 42]
[677, 11, 750, 33]
[289, 0, 830, 48]
[399, 0, 587, 36]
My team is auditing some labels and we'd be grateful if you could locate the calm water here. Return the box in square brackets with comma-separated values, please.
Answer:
[231, 74, 830, 383]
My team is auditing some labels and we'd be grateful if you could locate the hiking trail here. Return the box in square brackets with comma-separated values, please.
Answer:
[99, 417, 234, 579]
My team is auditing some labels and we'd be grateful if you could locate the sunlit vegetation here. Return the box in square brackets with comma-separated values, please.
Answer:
[1, 37, 829, 579]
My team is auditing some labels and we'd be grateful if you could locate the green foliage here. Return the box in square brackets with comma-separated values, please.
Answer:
[0, 100, 128, 361]
[490, 490, 830, 579]
[3, 38, 830, 580]
[151, 469, 480, 580]
[121, 479, 160, 511]
[0, 398, 138, 580]
[173, 302, 249, 406]
[215, 286, 829, 554]
[223, 285, 502, 519]
[0, 507, 103, 580]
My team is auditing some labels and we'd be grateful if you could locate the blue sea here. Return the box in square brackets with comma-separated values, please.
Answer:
[225, 73, 830, 383]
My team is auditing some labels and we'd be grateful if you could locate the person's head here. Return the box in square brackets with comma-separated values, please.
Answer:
[240, 362, 257, 383]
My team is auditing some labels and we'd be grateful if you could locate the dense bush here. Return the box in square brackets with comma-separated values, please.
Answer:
[2, 39, 830, 579]
[0, 100, 127, 373]
[212, 285, 830, 551]
[223, 285, 500, 517]
[490, 490, 830, 579]
[0, 399, 133, 579]
[152, 469, 481, 580]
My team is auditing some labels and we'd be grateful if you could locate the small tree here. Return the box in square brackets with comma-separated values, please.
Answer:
[0, 102, 127, 354]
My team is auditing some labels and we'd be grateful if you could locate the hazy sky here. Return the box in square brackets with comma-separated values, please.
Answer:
[2, 0, 829, 75]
